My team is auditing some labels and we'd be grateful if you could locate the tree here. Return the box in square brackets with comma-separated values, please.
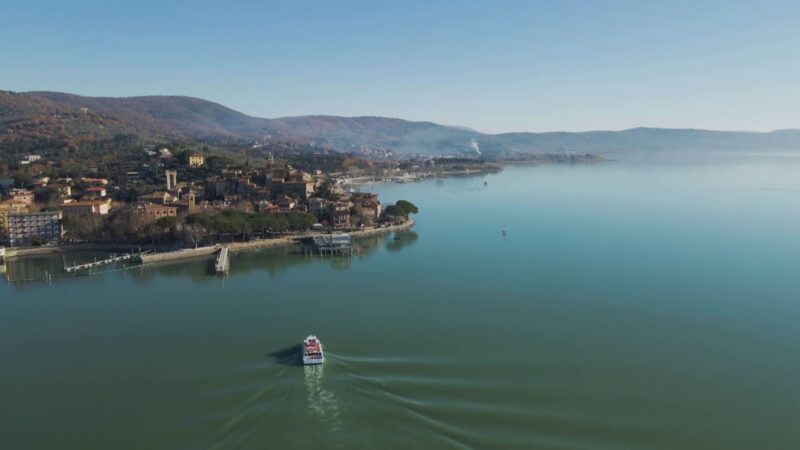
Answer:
[207, 156, 236, 172]
[13, 173, 33, 188]
[183, 222, 207, 247]
[384, 204, 405, 217]
[285, 211, 316, 230]
[155, 216, 180, 242]
[185, 210, 315, 241]
[104, 208, 141, 242]
[395, 200, 418, 215]
[384, 200, 419, 221]
[156, 215, 178, 231]
[34, 187, 59, 206]
[316, 179, 338, 201]
[62, 213, 102, 242]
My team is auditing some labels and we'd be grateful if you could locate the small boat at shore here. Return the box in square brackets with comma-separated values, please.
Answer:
[303, 335, 324, 365]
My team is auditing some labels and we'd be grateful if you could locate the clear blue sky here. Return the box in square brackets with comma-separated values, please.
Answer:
[1, 0, 798, 133]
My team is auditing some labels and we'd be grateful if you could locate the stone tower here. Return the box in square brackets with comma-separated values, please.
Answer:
[165, 170, 177, 191]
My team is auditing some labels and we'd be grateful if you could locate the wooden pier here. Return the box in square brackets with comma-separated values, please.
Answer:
[303, 234, 356, 257]
[215, 247, 230, 275]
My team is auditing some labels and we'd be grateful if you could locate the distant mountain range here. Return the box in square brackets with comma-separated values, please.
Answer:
[2, 90, 799, 157]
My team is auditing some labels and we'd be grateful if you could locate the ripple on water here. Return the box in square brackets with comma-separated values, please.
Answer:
[328, 354, 663, 449]
[189, 351, 669, 449]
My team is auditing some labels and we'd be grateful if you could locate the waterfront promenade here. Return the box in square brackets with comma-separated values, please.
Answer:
[5, 220, 414, 266]
[138, 219, 415, 264]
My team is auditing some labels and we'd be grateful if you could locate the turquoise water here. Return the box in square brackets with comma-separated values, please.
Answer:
[2, 156, 800, 449]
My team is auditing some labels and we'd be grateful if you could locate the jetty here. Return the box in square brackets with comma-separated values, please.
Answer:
[64, 252, 145, 273]
[215, 246, 230, 275]
[136, 245, 220, 264]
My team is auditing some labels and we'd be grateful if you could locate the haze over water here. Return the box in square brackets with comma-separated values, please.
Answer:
[2, 155, 800, 449]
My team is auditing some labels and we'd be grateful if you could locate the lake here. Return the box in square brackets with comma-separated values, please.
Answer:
[2, 155, 800, 449]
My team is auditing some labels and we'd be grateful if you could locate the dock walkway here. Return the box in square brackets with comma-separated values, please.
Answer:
[215, 247, 230, 275]
[64, 252, 146, 273]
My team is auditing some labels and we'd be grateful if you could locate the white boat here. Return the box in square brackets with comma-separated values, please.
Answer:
[303, 335, 324, 365]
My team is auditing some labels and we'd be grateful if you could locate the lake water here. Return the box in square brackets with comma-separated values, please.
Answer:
[2, 155, 800, 449]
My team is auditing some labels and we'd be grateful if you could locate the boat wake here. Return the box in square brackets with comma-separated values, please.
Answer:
[200, 352, 554, 449]
[204, 366, 292, 450]
[304, 363, 343, 433]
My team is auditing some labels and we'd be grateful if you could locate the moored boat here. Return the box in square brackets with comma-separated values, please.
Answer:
[303, 335, 324, 365]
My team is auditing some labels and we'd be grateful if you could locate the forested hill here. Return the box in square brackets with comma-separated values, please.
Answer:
[2, 90, 799, 157]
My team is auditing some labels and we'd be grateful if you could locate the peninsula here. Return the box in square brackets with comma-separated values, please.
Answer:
[0, 148, 419, 261]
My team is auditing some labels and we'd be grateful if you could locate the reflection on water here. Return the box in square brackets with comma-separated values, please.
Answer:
[3, 252, 118, 285]
[386, 231, 418, 253]
[4, 254, 64, 283]
[2, 233, 418, 289]
[3, 160, 800, 449]
[304, 364, 342, 433]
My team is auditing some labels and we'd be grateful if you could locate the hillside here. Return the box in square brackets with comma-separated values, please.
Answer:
[22, 91, 270, 138]
[2, 90, 799, 157]
[266, 115, 478, 154]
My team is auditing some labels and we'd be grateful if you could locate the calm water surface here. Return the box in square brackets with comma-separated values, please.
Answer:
[2, 156, 800, 449]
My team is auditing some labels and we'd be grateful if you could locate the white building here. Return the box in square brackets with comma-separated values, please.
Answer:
[7, 211, 63, 247]
[20, 154, 42, 165]
[60, 199, 112, 216]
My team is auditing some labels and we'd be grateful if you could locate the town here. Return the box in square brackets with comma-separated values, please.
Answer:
[0, 147, 421, 254]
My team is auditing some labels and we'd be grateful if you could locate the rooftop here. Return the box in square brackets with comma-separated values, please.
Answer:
[9, 210, 61, 217]
[61, 199, 111, 207]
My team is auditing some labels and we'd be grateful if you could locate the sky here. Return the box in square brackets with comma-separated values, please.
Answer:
[1, 0, 798, 133]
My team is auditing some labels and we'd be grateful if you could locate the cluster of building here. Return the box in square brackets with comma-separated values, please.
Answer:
[0, 177, 115, 246]
[19, 154, 42, 166]
[131, 157, 383, 230]
[308, 192, 382, 229]
[0, 197, 62, 247]
[0, 149, 393, 247]
[0, 150, 203, 246]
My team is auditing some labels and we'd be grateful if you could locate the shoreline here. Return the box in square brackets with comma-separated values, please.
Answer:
[346, 169, 499, 186]
[138, 219, 415, 264]
[5, 220, 416, 263]
[227, 218, 415, 253]
[4, 243, 146, 260]
[344, 158, 605, 187]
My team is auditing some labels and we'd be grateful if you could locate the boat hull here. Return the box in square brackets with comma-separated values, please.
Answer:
[303, 356, 324, 365]
[302, 335, 324, 365]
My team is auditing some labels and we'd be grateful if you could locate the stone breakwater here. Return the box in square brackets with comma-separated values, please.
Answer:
[137, 245, 221, 264]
